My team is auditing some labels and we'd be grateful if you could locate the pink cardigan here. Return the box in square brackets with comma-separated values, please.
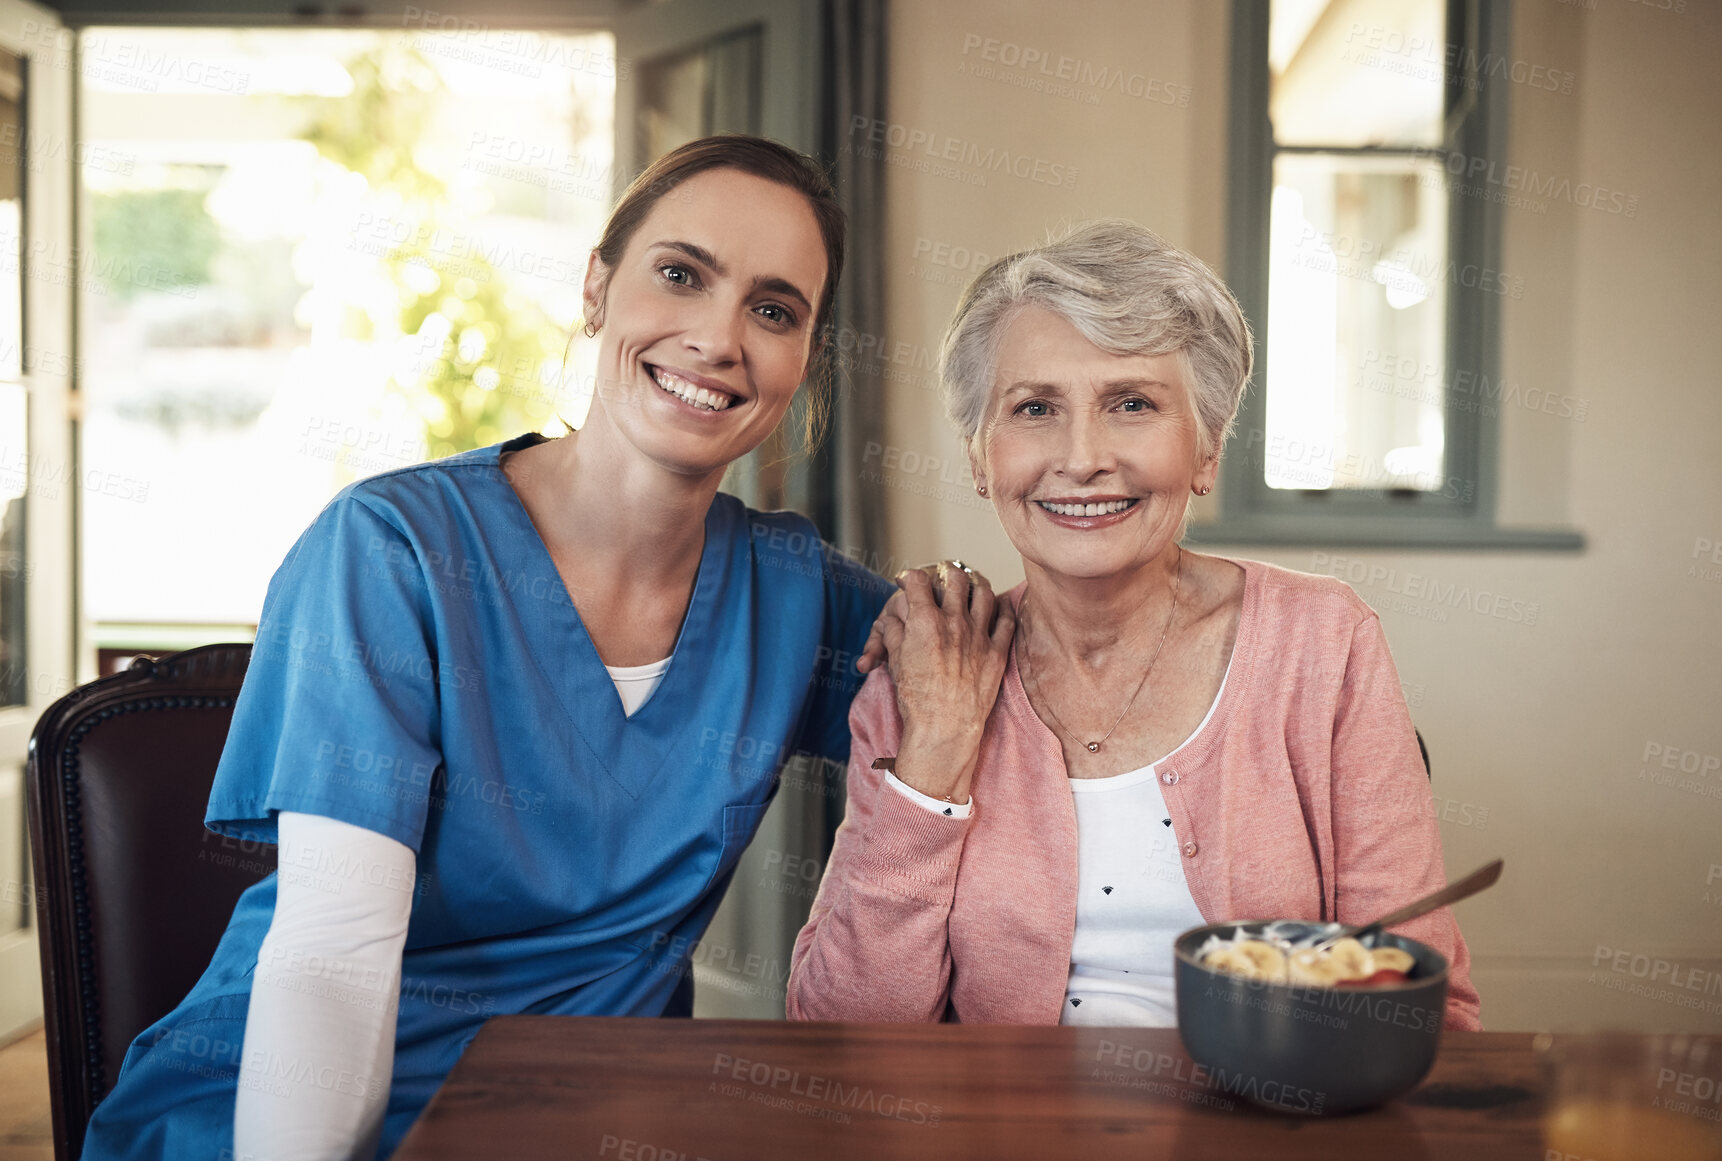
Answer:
[787, 558, 1482, 1030]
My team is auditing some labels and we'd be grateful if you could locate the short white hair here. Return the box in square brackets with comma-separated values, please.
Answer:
[939, 219, 1253, 462]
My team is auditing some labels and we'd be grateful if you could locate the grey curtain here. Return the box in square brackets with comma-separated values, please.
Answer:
[811, 0, 890, 558]
[811, 0, 890, 857]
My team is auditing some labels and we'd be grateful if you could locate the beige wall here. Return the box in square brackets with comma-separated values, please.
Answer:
[877, 0, 1722, 1032]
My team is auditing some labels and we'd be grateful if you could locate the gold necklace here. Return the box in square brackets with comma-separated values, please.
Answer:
[1019, 546, 1183, 754]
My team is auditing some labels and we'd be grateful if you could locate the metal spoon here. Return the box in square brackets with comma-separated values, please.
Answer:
[1305, 858, 1504, 950]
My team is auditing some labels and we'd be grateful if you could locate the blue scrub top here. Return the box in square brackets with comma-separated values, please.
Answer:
[81, 433, 892, 1160]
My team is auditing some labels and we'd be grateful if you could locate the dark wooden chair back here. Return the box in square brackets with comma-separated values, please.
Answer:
[25, 644, 274, 1161]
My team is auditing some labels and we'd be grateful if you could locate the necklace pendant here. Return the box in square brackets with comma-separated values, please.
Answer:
[1086, 741, 1100, 753]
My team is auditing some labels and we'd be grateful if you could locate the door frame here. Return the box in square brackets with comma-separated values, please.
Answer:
[0, 0, 76, 1044]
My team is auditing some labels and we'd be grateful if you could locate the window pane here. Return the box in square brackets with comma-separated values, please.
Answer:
[638, 48, 708, 161]
[80, 28, 614, 647]
[637, 30, 762, 175]
[706, 31, 762, 137]
[0, 384, 22, 709]
[0, 47, 19, 381]
[1265, 152, 1448, 491]
[1270, 0, 1444, 148]
[0, 43, 22, 708]
[1, 761, 22, 933]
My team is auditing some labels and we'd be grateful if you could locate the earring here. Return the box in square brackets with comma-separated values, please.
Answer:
[976, 484, 988, 497]
[1196, 485, 1211, 496]
[582, 321, 598, 338]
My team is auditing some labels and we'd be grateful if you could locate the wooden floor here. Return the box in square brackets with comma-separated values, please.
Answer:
[0, 1027, 52, 1161]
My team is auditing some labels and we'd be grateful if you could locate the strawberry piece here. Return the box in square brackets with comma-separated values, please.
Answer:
[1334, 969, 1409, 988]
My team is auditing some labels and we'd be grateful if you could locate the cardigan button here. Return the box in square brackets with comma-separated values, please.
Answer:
[1161, 770, 1178, 785]
[1183, 841, 1198, 857]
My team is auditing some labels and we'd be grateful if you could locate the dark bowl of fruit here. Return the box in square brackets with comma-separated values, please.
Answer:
[1173, 920, 1450, 1116]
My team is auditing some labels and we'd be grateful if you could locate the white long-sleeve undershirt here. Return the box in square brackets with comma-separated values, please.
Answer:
[885, 772, 974, 818]
[234, 812, 415, 1161]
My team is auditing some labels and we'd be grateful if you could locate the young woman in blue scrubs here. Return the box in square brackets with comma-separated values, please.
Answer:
[79, 136, 908, 1161]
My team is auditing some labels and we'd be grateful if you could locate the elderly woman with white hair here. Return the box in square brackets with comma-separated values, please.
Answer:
[789, 220, 1481, 1030]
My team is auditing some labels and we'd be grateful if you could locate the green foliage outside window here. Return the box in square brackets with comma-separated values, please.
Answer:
[91, 186, 220, 299]
[300, 44, 571, 457]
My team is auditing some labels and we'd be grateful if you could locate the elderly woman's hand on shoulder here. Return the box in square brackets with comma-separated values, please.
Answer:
[868, 562, 1016, 805]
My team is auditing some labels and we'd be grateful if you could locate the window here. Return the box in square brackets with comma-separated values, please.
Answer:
[77, 1, 821, 665]
[1203, 0, 1580, 548]
[78, 27, 618, 660]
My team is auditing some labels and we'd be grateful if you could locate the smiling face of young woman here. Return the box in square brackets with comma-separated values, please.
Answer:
[973, 305, 1219, 584]
[583, 167, 829, 481]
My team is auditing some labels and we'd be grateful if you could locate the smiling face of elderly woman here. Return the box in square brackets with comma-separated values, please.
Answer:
[974, 306, 1215, 582]
[942, 220, 1252, 587]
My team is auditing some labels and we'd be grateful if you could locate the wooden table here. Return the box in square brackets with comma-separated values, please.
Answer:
[392, 1017, 1551, 1160]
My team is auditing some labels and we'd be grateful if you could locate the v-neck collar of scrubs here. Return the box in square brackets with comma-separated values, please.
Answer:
[490, 433, 731, 800]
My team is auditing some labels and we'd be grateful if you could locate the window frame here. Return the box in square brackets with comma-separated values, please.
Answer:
[1194, 0, 1582, 550]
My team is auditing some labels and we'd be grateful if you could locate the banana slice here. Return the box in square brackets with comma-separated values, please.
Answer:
[1326, 938, 1373, 981]
[1205, 939, 1289, 983]
[1370, 947, 1416, 974]
[1287, 937, 1373, 986]
[1234, 939, 1289, 983]
[1288, 948, 1348, 986]
[1204, 946, 1257, 978]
